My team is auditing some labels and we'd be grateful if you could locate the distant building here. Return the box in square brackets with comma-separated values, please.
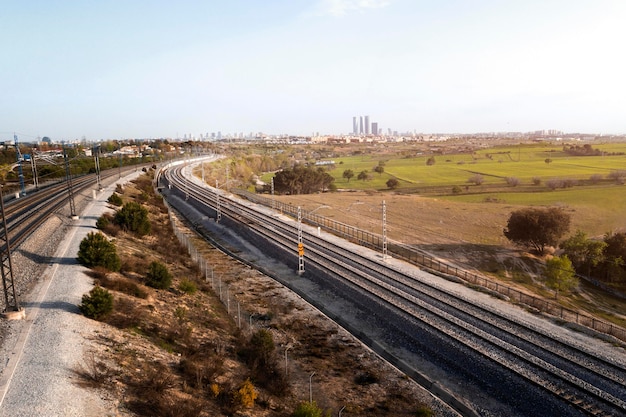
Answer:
[359, 116, 364, 135]
[372, 122, 378, 135]
[353, 117, 358, 134]
[364, 115, 370, 135]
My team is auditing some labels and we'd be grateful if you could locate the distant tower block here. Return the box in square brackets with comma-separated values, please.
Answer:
[353, 117, 358, 134]
[364, 115, 370, 135]
[359, 116, 364, 135]
[372, 122, 378, 135]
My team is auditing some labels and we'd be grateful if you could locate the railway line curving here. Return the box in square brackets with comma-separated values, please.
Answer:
[161, 160, 626, 417]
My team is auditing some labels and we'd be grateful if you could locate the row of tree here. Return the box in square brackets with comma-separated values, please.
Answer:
[503, 207, 626, 295]
[272, 165, 335, 195]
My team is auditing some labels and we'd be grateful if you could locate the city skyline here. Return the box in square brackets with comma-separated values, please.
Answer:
[2, 1, 626, 141]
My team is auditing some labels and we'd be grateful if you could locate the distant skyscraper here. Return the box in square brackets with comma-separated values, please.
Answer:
[353, 117, 358, 134]
[364, 115, 370, 135]
[359, 116, 364, 135]
[372, 122, 378, 135]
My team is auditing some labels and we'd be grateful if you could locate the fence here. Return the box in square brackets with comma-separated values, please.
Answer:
[162, 198, 264, 334]
[234, 189, 626, 343]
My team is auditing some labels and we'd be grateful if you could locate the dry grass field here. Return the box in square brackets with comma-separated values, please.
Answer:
[274, 190, 626, 330]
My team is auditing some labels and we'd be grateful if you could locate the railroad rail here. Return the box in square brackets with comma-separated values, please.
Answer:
[161, 162, 626, 417]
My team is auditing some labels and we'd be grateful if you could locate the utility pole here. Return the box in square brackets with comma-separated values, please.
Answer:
[30, 151, 39, 190]
[63, 146, 78, 219]
[297, 206, 304, 275]
[93, 144, 102, 191]
[382, 200, 387, 260]
[271, 177, 275, 210]
[13, 135, 26, 197]
[215, 180, 221, 223]
[0, 186, 20, 314]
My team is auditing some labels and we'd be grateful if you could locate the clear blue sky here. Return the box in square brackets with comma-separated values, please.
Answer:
[2, 0, 625, 141]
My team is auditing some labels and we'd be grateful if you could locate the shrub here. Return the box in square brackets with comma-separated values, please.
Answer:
[77, 232, 121, 271]
[95, 215, 109, 230]
[178, 279, 197, 294]
[451, 185, 462, 194]
[234, 378, 257, 408]
[114, 201, 151, 236]
[79, 285, 114, 320]
[293, 401, 329, 417]
[107, 193, 123, 206]
[146, 261, 172, 289]
[505, 176, 520, 187]
[531, 176, 541, 185]
[467, 174, 484, 185]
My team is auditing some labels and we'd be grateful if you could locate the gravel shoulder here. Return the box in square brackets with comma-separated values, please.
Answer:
[0, 173, 142, 416]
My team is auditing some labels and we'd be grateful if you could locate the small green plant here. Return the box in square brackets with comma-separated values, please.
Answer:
[79, 285, 114, 320]
[292, 401, 330, 417]
[77, 232, 121, 271]
[107, 193, 123, 206]
[178, 279, 197, 294]
[95, 215, 109, 230]
[146, 261, 172, 289]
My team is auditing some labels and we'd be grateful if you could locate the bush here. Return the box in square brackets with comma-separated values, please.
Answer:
[146, 261, 172, 289]
[79, 285, 114, 320]
[107, 193, 123, 206]
[95, 215, 109, 230]
[77, 232, 121, 271]
[114, 201, 151, 236]
[178, 279, 197, 294]
[234, 378, 257, 408]
[293, 401, 329, 417]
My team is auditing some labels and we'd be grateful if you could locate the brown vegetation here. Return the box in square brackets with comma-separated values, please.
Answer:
[81, 173, 433, 417]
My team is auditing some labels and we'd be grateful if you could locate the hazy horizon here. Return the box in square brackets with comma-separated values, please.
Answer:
[3, 0, 625, 140]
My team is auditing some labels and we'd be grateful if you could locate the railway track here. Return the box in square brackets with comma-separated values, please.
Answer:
[162, 161, 626, 417]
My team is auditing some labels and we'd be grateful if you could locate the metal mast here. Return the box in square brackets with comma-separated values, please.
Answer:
[93, 144, 102, 190]
[63, 146, 77, 218]
[297, 206, 304, 275]
[382, 200, 388, 260]
[0, 186, 20, 312]
[13, 135, 26, 197]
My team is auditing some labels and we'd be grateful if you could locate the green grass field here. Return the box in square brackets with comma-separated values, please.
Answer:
[313, 142, 626, 236]
[328, 144, 626, 190]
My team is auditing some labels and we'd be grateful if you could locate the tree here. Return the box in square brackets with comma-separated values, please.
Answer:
[114, 201, 151, 236]
[77, 232, 121, 271]
[146, 261, 173, 289]
[560, 230, 606, 276]
[505, 176, 520, 187]
[373, 165, 385, 176]
[503, 207, 571, 254]
[79, 285, 114, 320]
[544, 255, 578, 299]
[342, 169, 354, 182]
[357, 170, 370, 181]
[426, 156, 436, 166]
[599, 232, 626, 282]
[273, 165, 335, 195]
[386, 178, 399, 189]
[467, 174, 484, 185]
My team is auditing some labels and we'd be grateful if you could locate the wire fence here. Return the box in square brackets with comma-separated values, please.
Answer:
[162, 198, 264, 335]
[234, 189, 626, 343]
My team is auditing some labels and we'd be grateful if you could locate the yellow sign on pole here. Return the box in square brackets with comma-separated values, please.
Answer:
[297, 243, 304, 256]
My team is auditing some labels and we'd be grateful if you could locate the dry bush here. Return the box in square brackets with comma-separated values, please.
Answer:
[105, 296, 145, 330]
[119, 254, 152, 276]
[98, 274, 149, 299]
[73, 351, 116, 388]
[178, 353, 224, 389]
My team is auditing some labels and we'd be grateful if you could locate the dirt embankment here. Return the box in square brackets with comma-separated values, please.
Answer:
[83, 174, 439, 417]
